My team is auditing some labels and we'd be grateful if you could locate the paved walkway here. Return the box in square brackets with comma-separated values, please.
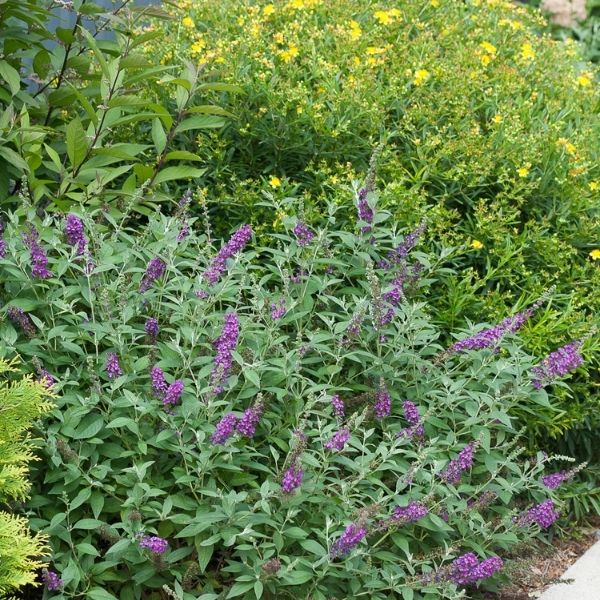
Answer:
[539, 538, 600, 600]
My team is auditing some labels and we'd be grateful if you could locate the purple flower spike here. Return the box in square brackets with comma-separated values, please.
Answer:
[7, 306, 36, 336]
[441, 442, 476, 485]
[210, 312, 240, 394]
[330, 523, 367, 557]
[0, 221, 7, 259]
[324, 427, 350, 451]
[270, 298, 286, 320]
[177, 222, 190, 241]
[281, 465, 303, 494]
[331, 394, 345, 418]
[23, 226, 52, 279]
[38, 368, 55, 388]
[542, 470, 572, 490]
[521, 499, 560, 529]
[139, 535, 169, 554]
[398, 400, 425, 439]
[145, 317, 159, 343]
[164, 380, 184, 406]
[357, 187, 374, 234]
[211, 413, 238, 445]
[392, 501, 428, 524]
[236, 403, 263, 438]
[150, 366, 168, 398]
[203, 224, 252, 285]
[140, 257, 166, 293]
[374, 387, 391, 419]
[293, 221, 314, 247]
[64, 214, 87, 255]
[448, 553, 503, 585]
[106, 352, 122, 379]
[42, 569, 64, 591]
[531, 340, 584, 389]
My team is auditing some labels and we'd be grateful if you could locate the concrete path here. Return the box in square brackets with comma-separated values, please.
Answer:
[539, 538, 600, 600]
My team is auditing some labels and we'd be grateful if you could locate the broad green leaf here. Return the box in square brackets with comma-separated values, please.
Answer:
[66, 118, 88, 169]
[175, 115, 225, 133]
[0, 60, 20, 96]
[153, 166, 206, 185]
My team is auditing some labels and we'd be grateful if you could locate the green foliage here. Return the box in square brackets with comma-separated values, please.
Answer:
[0, 0, 239, 211]
[144, 0, 600, 458]
[0, 187, 591, 598]
[0, 358, 52, 596]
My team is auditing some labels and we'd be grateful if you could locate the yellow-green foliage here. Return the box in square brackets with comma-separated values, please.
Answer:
[0, 359, 52, 596]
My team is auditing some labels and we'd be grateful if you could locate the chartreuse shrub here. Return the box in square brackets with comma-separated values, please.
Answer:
[0, 0, 237, 210]
[0, 358, 53, 597]
[0, 186, 594, 599]
[143, 0, 600, 460]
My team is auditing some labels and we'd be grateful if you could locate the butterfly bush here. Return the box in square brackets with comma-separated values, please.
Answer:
[0, 189, 591, 600]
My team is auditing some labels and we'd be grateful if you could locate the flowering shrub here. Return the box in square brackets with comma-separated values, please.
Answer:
[142, 0, 600, 460]
[0, 188, 591, 599]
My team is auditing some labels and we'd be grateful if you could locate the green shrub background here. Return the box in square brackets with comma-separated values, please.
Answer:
[145, 0, 600, 458]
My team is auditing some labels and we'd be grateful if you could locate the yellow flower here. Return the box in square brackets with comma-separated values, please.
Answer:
[191, 39, 206, 56]
[348, 19, 362, 40]
[413, 68, 430, 86]
[480, 41, 497, 55]
[431, 0, 440, 6]
[280, 43, 299, 62]
[269, 176, 282, 188]
[374, 10, 401, 25]
[182, 16, 194, 28]
[366, 46, 386, 55]
[590, 249, 600, 260]
[577, 73, 592, 86]
[517, 164, 530, 178]
[589, 181, 599, 191]
[471, 240, 484, 250]
[263, 4, 275, 16]
[492, 114, 503, 124]
[274, 32, 284, 44]
[521, 42, 535, 61]
[250, 22, 261, 37]
[565, 143, 577, 156]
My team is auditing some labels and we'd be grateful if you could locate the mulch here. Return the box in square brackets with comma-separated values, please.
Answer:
[493, 518, 600, 599]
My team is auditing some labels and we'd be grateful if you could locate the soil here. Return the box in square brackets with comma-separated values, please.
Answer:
[493, 518, 600, 599]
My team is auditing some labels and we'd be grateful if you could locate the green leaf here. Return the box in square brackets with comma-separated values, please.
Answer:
[153, 166, 206, 185]
[74, 518, 104, 530]
[151, 118, 167, 154]
[87, 588, 119, 600]
[226, 582, 255, 598]
[300, 539, 326, 556]
[0, 146, 29, 172]
[175, 115, 225, 133]
[66, 117, 88, 169]
[71, 414, 104, 440]
[0, 60, 20, 96]
[164, 150, 203, 162]
[197, 543, 213, 573]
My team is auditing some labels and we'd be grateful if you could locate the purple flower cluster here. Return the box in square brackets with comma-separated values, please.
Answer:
[140, 257, 166, 292]
[7, 306, 36, 336]
[150, 366, 168, 397]
[270, 298, 286, 320]
[281, 465, 303, 494]
[139, 535, 169, 554]
[330, 523, 367, 557]
[236, 404, 263, 438]
[379, 222, 426, 269]
[331, 394, 345, 418]
[23, 226, 52, 279]
[293, 221, 315, 247]
[441, 442, 476, 485]
[357, 187, 374, 234]
[448, 553, 503, 585]
[177, 222, 190, 241]
[467, 491, 498, 511]
[42, 569, 64, 591]
[164, 380, 184, 406]
[210, 312, 240, 393]
[145, 317, 159, 343]
[64, 214, 87, 255]
[211, 413, 238, 444]
[38, 368, 55, 388]
[542, 470, 572, 490]
[324, 427, 350, 451]
[106, 352, 122, 379]
[398, 400, 425, 439]
[203, 224, 252, 285]
[374, 387, 392, 418]
[521, 499, 560, 529]
[0, 221, 6, 259]
[531, 340, 583, 389]
[392, 501, 428, 524]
